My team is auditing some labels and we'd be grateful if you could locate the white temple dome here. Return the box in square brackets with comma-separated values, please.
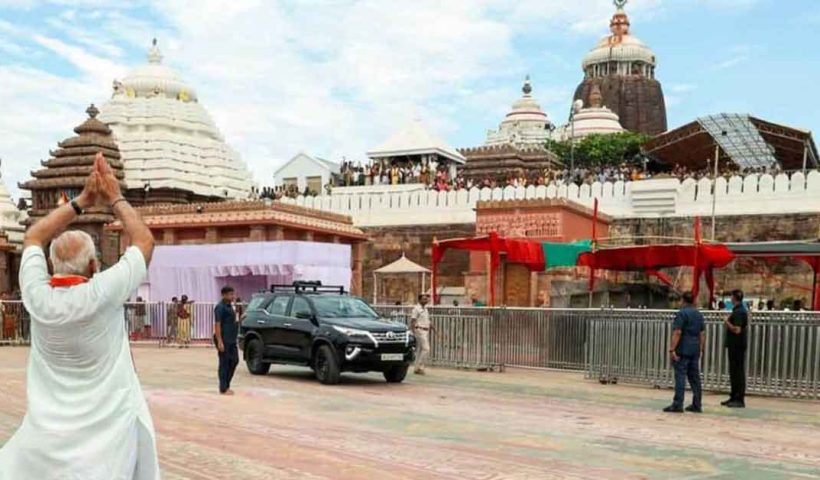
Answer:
[99, 39, 253, 200]
[0, 169, 24, 250]
[581, 1, 657, 77]
[554, 85, 624, 141]
[485, 76, 553, 149]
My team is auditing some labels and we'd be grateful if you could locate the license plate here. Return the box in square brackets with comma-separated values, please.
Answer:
[380, 353, 404, 361]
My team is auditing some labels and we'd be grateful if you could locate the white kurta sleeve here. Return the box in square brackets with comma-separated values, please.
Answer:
[19, 246, 50, 308]
[91, 246, 147, 307]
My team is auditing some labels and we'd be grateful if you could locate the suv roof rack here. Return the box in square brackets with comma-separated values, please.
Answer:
[270, 281, 346, 295]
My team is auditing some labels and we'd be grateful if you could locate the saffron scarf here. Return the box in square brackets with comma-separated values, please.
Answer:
[48, 275, 89, 288]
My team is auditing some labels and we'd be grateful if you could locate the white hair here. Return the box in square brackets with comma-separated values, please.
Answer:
[50, 230, 97, 276]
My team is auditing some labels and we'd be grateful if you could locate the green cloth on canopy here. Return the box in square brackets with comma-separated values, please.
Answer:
[541, 240, 593, 269]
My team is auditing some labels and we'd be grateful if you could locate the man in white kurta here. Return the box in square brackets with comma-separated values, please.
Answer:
[0, 153, 159, 479]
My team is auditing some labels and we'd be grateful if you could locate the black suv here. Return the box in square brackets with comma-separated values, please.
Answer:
[238, 282, 415, 384]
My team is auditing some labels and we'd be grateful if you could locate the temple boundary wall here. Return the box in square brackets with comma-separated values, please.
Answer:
[280, 171, 820, 227]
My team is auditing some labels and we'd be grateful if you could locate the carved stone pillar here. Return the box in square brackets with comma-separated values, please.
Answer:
[249, 226, 265, 242]
[351, 242, 364, 296]
[270, 226, 284, 241]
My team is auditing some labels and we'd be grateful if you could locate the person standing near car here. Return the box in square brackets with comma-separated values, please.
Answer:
[177, 294, 192, 348]
[214, 286, 239, 395]
[166, 297, 178, 346]
[723, 289, 749, 408]
[410, 293, 432, 375]
[663, 292, 705, 413]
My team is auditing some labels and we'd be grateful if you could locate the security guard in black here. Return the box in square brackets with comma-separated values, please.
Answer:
[215, 286, 239, 395]
[723, 290, 749, 408]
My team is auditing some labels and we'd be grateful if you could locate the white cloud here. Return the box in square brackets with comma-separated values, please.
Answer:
[696, 0, 761, 10]
[31, 34, 126, 86]
[712, 45, 752, 71]
[669, 83, 695, 93]
[0, 65, 102, 198]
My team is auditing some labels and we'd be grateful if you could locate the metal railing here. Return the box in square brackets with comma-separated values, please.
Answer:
[377, 306, 498, 370]
[376, 305, 820, 399]
[588, 309, 820, 399]
[374, 306, 589, 371]
[4, 300, 819, 399]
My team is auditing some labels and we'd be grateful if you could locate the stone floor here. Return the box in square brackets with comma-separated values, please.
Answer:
[1, 347, 819, 479]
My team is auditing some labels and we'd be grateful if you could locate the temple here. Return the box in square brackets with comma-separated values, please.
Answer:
[553, 85, 625, 141]
[461, 77, 561, 180]
[572, 0, 667, 135]
[0, 171, 21, 293]
[0, 167, 24, 250]
[98, 39, 254, 205]
[19, 105, 127, 267]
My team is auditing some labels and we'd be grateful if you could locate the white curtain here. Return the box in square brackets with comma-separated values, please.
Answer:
[143, 241, 352, 302]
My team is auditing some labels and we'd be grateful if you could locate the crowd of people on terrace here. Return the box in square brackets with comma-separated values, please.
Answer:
[259, 158, 810, 200]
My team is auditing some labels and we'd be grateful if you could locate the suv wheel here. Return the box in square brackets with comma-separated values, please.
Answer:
[245, 338, 271, 375]
[314, 345, 341, 385]
[383, 365, 408, 383]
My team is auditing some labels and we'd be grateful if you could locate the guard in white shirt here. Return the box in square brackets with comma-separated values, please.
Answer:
[410, 294, 432, 375]
[0, 153, 159, 480]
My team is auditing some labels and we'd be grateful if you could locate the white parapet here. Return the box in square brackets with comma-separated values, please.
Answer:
[282, 171, 820, 227]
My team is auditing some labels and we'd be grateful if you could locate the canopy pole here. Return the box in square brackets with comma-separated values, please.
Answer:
[421, 272, 426, 297]
[431, 238, 439, 305]
[489, 232, 500, 307]
[589, 198, 598, 308]
[802, 139, 809, 178]
[710, 144, 720, 241]
[373, 272, 377, 304]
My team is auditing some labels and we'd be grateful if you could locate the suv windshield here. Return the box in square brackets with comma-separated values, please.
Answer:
[312, 296, 379, 319]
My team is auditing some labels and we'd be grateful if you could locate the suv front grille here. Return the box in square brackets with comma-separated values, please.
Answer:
[371, 331, 408, 343]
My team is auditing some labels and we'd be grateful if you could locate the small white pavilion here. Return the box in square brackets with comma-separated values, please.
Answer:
[372, 253, 430, 305]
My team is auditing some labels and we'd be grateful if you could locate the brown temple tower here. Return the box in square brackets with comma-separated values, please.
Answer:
[20, 104, 127, 267]
[572, 0, 667, 135]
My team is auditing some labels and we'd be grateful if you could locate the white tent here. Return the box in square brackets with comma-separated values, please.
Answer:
[373, 253, 430, 304]
[145, 241, 351, 302]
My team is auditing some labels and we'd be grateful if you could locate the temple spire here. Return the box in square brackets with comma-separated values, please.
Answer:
[610, 0, 630, 37]
[147, 38, 163, 64]
[522, 75, 532, 95]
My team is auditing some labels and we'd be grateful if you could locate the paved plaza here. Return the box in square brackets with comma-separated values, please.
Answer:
[0, 347, 818, 479]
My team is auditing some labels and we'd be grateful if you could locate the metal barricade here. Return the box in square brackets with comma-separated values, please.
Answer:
[375, 306, 588, 371]
[0, 301, 28, 345]
[587, 309, 820, 399]
[374, 305, 498, 369]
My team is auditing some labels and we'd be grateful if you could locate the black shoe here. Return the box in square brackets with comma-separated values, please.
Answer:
[663, 405, 684, 413]
[685, 405, 703, 413]
[725, 401, 745, 408]
[720, 398, 733, 406]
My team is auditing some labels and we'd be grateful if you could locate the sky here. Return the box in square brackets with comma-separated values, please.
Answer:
[0, 0, 818, 199]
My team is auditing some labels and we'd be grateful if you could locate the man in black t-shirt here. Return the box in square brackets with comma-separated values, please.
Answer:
[723, 289, 749, 408]
[214, 286, 239, 395]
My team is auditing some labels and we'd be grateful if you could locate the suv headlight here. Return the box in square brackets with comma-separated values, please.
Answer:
[332, 326, 369, 337]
